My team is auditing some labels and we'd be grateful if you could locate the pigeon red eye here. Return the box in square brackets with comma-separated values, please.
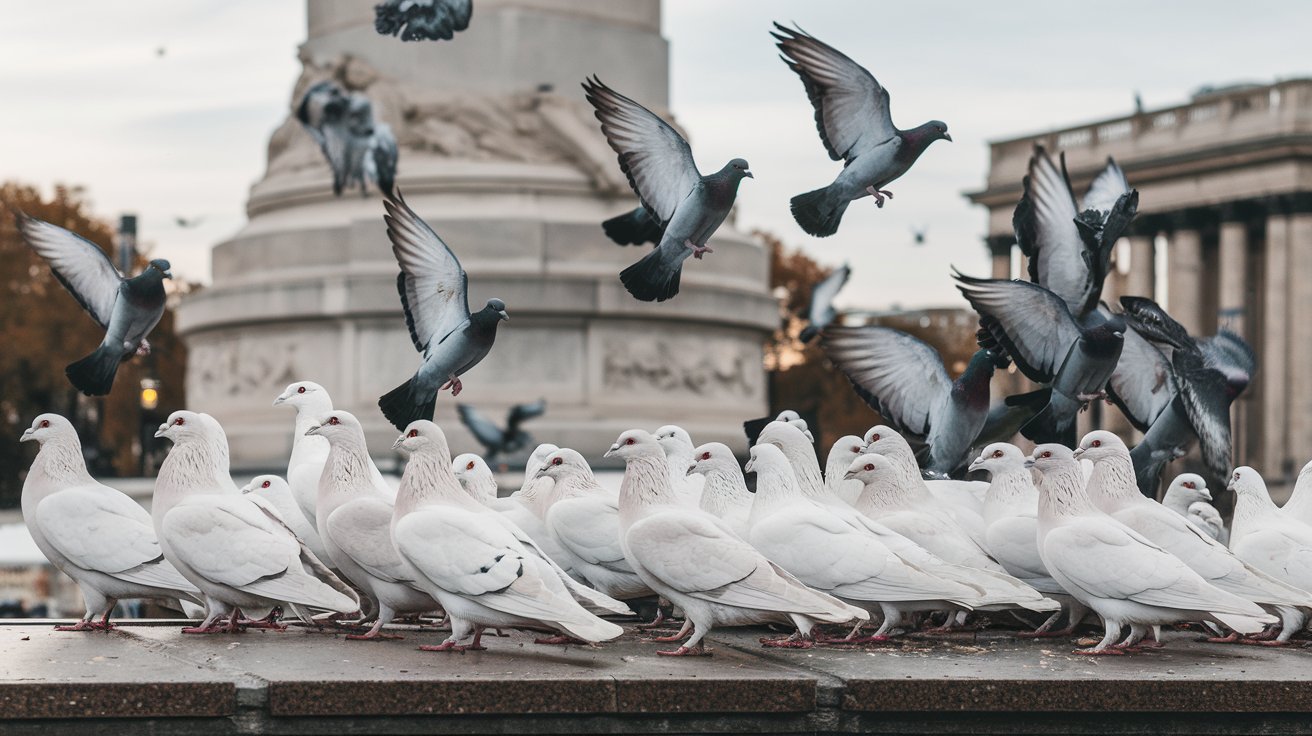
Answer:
[553, 457, 563, 465]
[328, 417, 340, 425]
[297, 386, 306, 394]
[466, 461, 475, 470]
[262, 481, 271, 488]
[1184, 482, 1194, 489]
[39, 420, 49, 428]
[626, 438, 635, 445]
[864, 463, 874, 471]
[870, 434, 880, 442]
[174, 418, 185, 426]
[851, 446, 860, 453]
[701, 452, 711, 460]
[1042, 452, 1051, 458]
[1092, 440, 1102, 448]
[993, 450, 1003, 458]
[407, 429, 418, 438]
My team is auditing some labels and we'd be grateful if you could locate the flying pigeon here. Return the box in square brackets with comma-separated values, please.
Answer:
[456, 400, 546, 463]
[20, 414, 203, 630]
[1162, 474, 1228, 544]
[773, 23, 950, 237]
[955, 272, 1125, 446]
[374, 0, 472, 42]
[1012, 146, 1138, 319]
[16, 212, 172, 396]
[799, 263, 850, 342]
[606, 429, 865, 655]
[686, 442, 754, 537]
[1228, 467, 1312, 642]
[601, 206, 663, 247]
[378, 192, 509, 430]
[391, 421, 625, 651]
[1077, 431, 1308, 640]
[911, 226, 927, 246]
[582, 77, 753, 302]
[152, 411, 360, 632]
[296, 81, 398, 197]
[1028, 444, 1273, 654]
[822, 325, 998, 478]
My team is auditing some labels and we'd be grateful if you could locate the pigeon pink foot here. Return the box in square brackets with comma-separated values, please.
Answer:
[684, 239, 713, 260]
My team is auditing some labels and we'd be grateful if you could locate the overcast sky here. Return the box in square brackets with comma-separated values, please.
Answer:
[1, 1, 1308, 309]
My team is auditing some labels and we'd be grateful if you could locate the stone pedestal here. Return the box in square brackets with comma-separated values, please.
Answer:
[176, 0, 774, 472]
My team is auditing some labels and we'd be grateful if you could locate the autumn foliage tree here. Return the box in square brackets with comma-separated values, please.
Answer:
[0, 183, 189, 507]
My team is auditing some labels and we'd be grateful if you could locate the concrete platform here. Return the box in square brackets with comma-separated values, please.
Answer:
[1, 621, 1311, 734]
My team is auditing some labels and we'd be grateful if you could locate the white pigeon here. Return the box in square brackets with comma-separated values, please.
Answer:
[773, 410, 815, 441]
[509, 443, 559, 515]
[240, 476, 322, 557]
[824, 435, 868, 505]
[863, 425, 987, 544]
[1279, 459, 1312, 528]
[390, 421, 625, 650]
[1228, 467, 1312, 643]
[1029, 443, 1273, 654]
[535, 448, 654, 601]
[745, 443, 981, 643]
[606, 429, 865, 655]
[153, 411, 359, 632]
[1076, 430, 1308, 640]
[452, 453, 499, 505]
[474, 443, 575, 575]
[969, 442, 1087, 636]
[307, 411, 441, 639]
[20, 413, 203, 630]
[685, 442, 753, 536]
[1161, 473, 1228, 544]
[655, 425, 704, 507]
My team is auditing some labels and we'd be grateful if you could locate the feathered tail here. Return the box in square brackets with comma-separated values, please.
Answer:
[1018, 391, 1078, 447]
[790, 186, 849, 238]
[66, 344, 123, 396]
[378, 376, 437, 432]
[602, 208, 662, 246]
[620, 248, 681, 302]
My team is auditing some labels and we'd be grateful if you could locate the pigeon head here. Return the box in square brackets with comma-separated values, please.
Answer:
[345, 93, 376, 137]
[393, 419, 449, 457]
[452, 453, 492, 482]
[1073, 430, 1127, 462]
[843, 453, 896, 483]
[274, 381, 330, 409]
[863, 425, 913, 459]
[968, 442, 1026, 475]
[148, 259, 173, 279]
[240, 475, 287, 496]
[1025, 443, 1075, 472]
[655, 425, 694, 457]
[538, 448, 593, 480]
[727, 158, 753, 179]
[744, 443, 789, 476]
[604, 429, 661, 460]
[1165, 473, 1211, 503]
[1227, 466, 1265, 497]
[473, 298, 510, 326]
[756, 420, 810, 452]
[776, 410, 801, 423]
[155, 410, 207, 443]
[687, 442, 738, 477]
[305, 411, 365, 442]
[20, 413, 75, 444]
[827, 435, 866, 467]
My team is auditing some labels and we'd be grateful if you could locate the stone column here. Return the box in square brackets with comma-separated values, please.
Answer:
[987, 236, 1012, 280]
[1123, 235, 1156, 298]
[1167, 227, 1204, 334]
[1286, 210, 1312, 473]
[1263, 209, 1290, 476]
[1217, 218, 1248, 336]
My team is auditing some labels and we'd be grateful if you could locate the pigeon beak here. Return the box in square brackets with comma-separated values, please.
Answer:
[943, 133, 953, 142]
[603, 444, 619, 458]
[843, 469, 857, 480]
[685, 465, 696, 477]
[392, 435, 405, 450]
[498, 310, 510, 322]
[273, 394, 287, 406]
[967, 458, 982, 473]
[744, 460, 755, 474]
[1071, 448, 1085, 460]
[1200, 488, 1213, 501]
[19, 428, 34, 442]
[154, 425, 168, 438]
[239, 483, 254, 494]
[305, 424, 323, 437]
[743, 169, 754, 179]
[162, 269, 174, 279]
[1023, 458, 1037, 469]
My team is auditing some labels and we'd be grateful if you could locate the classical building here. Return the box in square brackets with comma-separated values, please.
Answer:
[968, 79, 1312, 482]
[176, 0, 774, 472]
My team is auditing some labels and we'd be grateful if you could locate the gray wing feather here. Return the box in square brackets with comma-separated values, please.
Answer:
[383, 192, 469, 355]
[1012, 147, 1088, 315]
[16, 213, 123, 328]
[1082, 158, 1130, 214]
[805, 263, 851, 332]
[822, 325, 951, 437]
[1107, 323, 1177, 431]
[954, 274, 1081, 385]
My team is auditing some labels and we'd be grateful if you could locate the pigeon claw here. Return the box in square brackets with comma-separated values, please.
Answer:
[419, 641, 486, 652]
[53, 621, 100, 632]
[865, 186, 894, 207]
[684, 239, 713, 260]
[656, 644, 711, 657]
[345, 632, 404, 641]
[759, 634, 814, 649]
[1073, 647, 1125, 656]
[441, 375, 464, 396]
[534, 635, 588, 646]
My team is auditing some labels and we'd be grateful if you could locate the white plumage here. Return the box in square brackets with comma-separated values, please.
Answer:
[824, 435, 867, 505]
[452, 453, 499, 505]
[655, 425, 704, 507]
[1161, 473, 1228, 544]
[686, 442, 753, 536]
[863, 425, 987, 544]
[1228, 467, 1312, 642]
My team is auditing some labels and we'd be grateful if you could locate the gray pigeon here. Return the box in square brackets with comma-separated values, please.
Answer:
[16, 213, 171, 396]
[822, 325, 998, 478]
[377, 192, 508, 431]
[296, 82, 397, 197]
[955, 273, 1125, 447]
[773, 23, 950, 238]
[601, 206, 662, 247]
[582, 77, 753, 302]
[456, 400, 546, 463]
[374, 0, 471, 42]
[1013, 146, 1138, 319]
[799, 263, 850, 343]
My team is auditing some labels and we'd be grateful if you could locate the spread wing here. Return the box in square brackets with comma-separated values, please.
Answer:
[1172, 350, 1236, 480]
[505, 399, 547, 435]
[456, 404, 504, 448]
[1082, 157, 1130, 214]
[802, 263, 850, 340]
[1011, 147, 1088, 314]
[772, 23, 895, 162]
[821, 325, 951, 438]
[368, 124, 398, 198]
[1107, 322, 1177, 431]
[16, 212, 123, 327]
[954, 273, 1081, 384]
[384, 191, 469, 356]
[582, 77, 700, 227]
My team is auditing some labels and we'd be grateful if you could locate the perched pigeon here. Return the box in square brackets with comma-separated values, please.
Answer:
[955, 272, 1125, 446]
[240, 475, 327, 571]
[606, 429, 865, 655]
[1162, 474, 1228, 544]
[823, 435, 867, 505]
[272, 381, 352, 563]
[378, 192, 509, 430]
[16, 213, 172, 396]
[391, 421, 625, 650]
[601, 206, 663, 247]
[20, 414, 203, 630]
[655, 425, 703, 507]
[582, 77, 752, 302]
[152, 411, 359, 632]
[861, 426, 988, 546]
[374, 0, 471, 42]
[1280, 461, 1312, 528]
[969, 443, 1088, 636]
[743, 409, 813, 447]
[1228, 467, 1312, 642]
[1077, 432, 1307, 640]
[773, 23, 949, 237]
[307, 411, 440, 639]
[686, 442, 754, 537]
[823, 326, 998, 478]
[1028, 444, 1271, 654]
[462, 444, 575, 575]
[452, 453, 499, 505]
[296, 82, 397, 197]
[1012, 146, 1137, 319]
[799, 264, 850, 342]
[456, 400, 546, 463]
[535, 448, 654, 601]
[744, 444, 979, 644]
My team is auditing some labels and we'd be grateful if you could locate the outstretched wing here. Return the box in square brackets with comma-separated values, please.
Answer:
[1106, 321, 1177, 431]
[1172, 350, 1236, 480]
[801, 263, 850, 341]
[772, 23, 895, 162]
[506, 399, 547, 435]
[456, 404, 504, 448]
[821, 325, 951, 438]
[1082, 157, 1130, 214]
[954, 273, 1081, 384]
[369, 124, 398, 198]
[16, 212, 123, 327]
[383, 191, 470, 356]
[1011, 147, 1088, 315]
[582, 77, 700, 227]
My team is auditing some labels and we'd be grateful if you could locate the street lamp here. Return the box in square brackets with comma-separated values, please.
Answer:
[139, 378, 160, 475]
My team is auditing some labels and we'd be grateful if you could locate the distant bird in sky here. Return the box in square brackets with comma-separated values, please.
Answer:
[799, 263, 850, 343]
[374, 0, 472, 42]
[16, 212, 172, 396]
[378, 192, 508, 430]
[583, 76, 752, 302]
[911, 226, 927, 246]
[774, 23, 950, 237]
[296, 81, 397, 197]
[456, 399, 546, 463]
[173, 216, 204, 229]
